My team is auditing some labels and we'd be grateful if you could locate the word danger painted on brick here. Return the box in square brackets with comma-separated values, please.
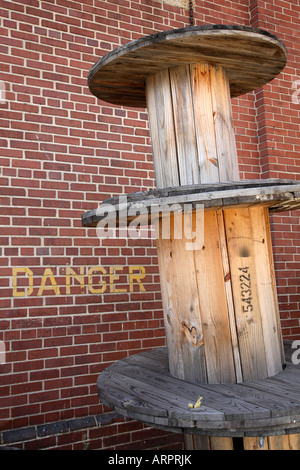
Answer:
[12, 266, 146, 297]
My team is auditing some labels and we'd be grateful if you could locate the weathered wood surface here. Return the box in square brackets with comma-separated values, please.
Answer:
[88, 25, 287, 107]
[155, 210, 238, 384]
[223, 206, 283, 381]
[186, 432, 300, 450]
[146, 69, 180, 189]
[81, 179, 300, 227]
[155, 213, 208, 384]
[146, 64, 239, 188]
[129, 206, 283, 386]
[97, 341, 300, 437]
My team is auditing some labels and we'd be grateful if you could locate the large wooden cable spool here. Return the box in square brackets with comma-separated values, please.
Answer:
[83, 25, 300, 450]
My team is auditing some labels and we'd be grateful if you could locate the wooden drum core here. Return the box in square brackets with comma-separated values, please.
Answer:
[146, 64, 239, 188]
[156, 206, 284, 384]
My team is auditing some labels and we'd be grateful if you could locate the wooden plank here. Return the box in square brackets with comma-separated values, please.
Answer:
[263, 207, 286, 367]
[97, 349, 300, 434]
[155, 218, 186, 381]
[267, 366, 300, 385]
[100, 362, 224, 423]
[156, 212, 208, 383]
[147, 63, 240, 188]
[189, 63, 219, 184]
[223, 207, 268, 381]
[216, 209, 243, 383]
[184, 434, 211, 450]
[169, 65, 200, 185]
[98, 369, 168, 417]
[249, 206, 284, 376]
[146, 70, 179, 189]
[88, 25, 287, 107]
[288, 433, 300, 450]
[185, 434, 234, 450]
[193, 210, 237, 383]
[267, 434, 290, 450]
[124, 351, 170, 374]
[210, 437, 234, 450]
[217, 381, 300, 419]
[108, 359, 272, 423]
[99, 179, 300, 205]
[210, 65, 239, 182]
[248, 376, 300, 403]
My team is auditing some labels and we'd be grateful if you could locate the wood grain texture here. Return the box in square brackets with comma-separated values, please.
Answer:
[216, 209, 243, 383]
[97, 341, 300, 440]
[155, 213, 207, 383]
[249, 206, 284, 376]
[210, 65, 239, 182]
[156, 209, 237, 384]
[190, 63, 219, 183]
[146, 64, 238, 187]
[223, 207, 269, 381]
[146, 70, 179, 188]
[88, 25, 287, 107]
[169, 65, 200, 186]
[210, 437, 234, 450]
[82, 180, 300, 227]
[243, 436, 269, 450]
[222, 206, 284, 382]
[192, 210, 236, 383]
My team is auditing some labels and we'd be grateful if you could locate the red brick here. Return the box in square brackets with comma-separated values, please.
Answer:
[0, 0, 299, 450]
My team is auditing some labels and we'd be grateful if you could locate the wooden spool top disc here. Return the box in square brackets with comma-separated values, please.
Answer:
[88, 25, 287, 107]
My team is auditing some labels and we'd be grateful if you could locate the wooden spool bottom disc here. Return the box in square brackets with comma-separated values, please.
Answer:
[97, 340, 300, 449]
[156, 205, 284, 384]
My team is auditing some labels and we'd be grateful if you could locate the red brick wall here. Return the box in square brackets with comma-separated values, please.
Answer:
[0, 0, 299, 450]
[249, 0, 300, 336]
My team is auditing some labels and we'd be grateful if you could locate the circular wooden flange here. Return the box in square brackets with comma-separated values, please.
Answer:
[88, 25, 287, 107]
[97, 341, 300, 437]
[81, 179, 300, 227]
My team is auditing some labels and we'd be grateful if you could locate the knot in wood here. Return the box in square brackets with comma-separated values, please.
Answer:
[182, 321, 204, 348]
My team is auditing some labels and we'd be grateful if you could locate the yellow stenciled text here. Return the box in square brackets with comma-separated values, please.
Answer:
[12, 266, 146, 297]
